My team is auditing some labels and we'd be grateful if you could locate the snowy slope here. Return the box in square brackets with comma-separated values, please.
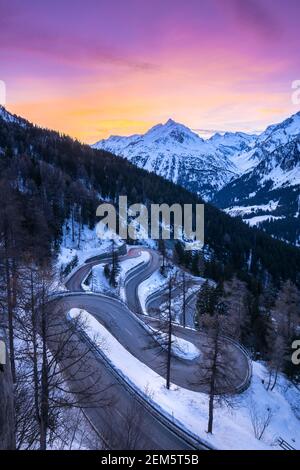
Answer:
[213, 113, 300, 243]
[0, 105, 26, 126]
[207, 131, 258, 172]
[93, 119, 256, 200]
[71, 308, 300, 450]
[257, 111, 300, 152]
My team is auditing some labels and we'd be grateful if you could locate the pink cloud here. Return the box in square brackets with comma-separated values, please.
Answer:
[1, 0, 299, 141]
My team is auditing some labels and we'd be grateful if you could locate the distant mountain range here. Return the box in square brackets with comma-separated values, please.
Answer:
[213, 113, 300, 245]
[93, 113, 300, 245]
[93, 118, 257, 200]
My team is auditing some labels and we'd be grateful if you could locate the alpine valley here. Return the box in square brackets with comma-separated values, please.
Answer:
[94, 113, 300, 246]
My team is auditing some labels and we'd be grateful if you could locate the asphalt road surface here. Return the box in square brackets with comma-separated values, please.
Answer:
[52, 246, 251, 449]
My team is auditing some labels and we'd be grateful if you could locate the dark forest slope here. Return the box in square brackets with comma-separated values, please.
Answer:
[0, 107, 299, 287]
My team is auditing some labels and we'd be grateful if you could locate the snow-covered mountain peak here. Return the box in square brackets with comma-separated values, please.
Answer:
[264, 110, 300, 134]
[93, 119, 241, 199]
[258, 111, 300, 151]
[92, 112, 300, 205]
[208, 130, 256, 150]
[143, 118, 204, 146]
[213, 113, 300, 244]
[165, 117, 179, 126]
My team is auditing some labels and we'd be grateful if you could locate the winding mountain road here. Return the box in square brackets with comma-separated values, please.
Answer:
[51, 245, 251, 450]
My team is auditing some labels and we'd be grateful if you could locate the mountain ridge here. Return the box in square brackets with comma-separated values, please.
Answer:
[94, 112, 300, 244]
[93, 118, 257, 199]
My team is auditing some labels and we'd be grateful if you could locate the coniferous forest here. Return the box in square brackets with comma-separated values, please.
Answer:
[1, 109, 299, 285]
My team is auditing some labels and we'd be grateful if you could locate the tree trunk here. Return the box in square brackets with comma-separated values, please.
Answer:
[77, 206, 82, 249]
[266, 370, 273, 391]
[166, 280, 172, 390]
[71, 207, 75, 243]
[39, 284, 49, 450]
[207, 390, 214, 434]
[0, 333, 16, 449]
[207, 330, 219, 434]
[271, 367, 279, 391]
[31, 269, 41, 425]
[182, 272, 186, 328]
[4, 236, 16, 383]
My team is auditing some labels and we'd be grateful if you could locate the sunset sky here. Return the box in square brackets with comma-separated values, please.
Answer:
[1, 0, 300, 142]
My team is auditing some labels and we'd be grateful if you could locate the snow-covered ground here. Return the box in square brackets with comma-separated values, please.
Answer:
[138, 266, 205, 324]
[59, 225, 109, 266]
[81, 264, 111, 294]
[138, 270, 168, 315]
[81, 247, 150, 299]
[225, 200, 279, 218]
[261, 164, 300, 189]
[118, 250, 150, 301]
[149, 327, 200, 360]
[244, 215, 285, 227]
[224, 201, 286, 228]
[57, 222, 124, 288]
[69, 308, 300, 451]
[158, 283, 204, 325]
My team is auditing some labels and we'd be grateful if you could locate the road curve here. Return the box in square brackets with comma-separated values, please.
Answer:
[49, 297, 196, 450]
[51, 245, 251, 449]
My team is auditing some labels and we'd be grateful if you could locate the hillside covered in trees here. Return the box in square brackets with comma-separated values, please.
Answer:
[0, 107, 299, 288]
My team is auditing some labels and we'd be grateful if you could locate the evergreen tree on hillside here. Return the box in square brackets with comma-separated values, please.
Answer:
[158, 239, 167, 275]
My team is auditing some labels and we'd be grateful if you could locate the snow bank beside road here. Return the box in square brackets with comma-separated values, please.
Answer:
[69, 308, 300, 450]
[81, 248, 150, 298]
[118, 250, 150, 301]
[57, 223, 124, 286]
[138, 270, 167, 315]
[150, 328, 200, 360]
[82, 264, 111, 294]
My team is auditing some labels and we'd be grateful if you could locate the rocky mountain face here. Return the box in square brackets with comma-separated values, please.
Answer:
[93, 119, 256, 200]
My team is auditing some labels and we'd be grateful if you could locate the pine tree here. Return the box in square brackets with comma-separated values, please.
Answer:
[196, 280, 212, 317]
[196, 281, 223, 320]
[197, 309, 238, 434]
